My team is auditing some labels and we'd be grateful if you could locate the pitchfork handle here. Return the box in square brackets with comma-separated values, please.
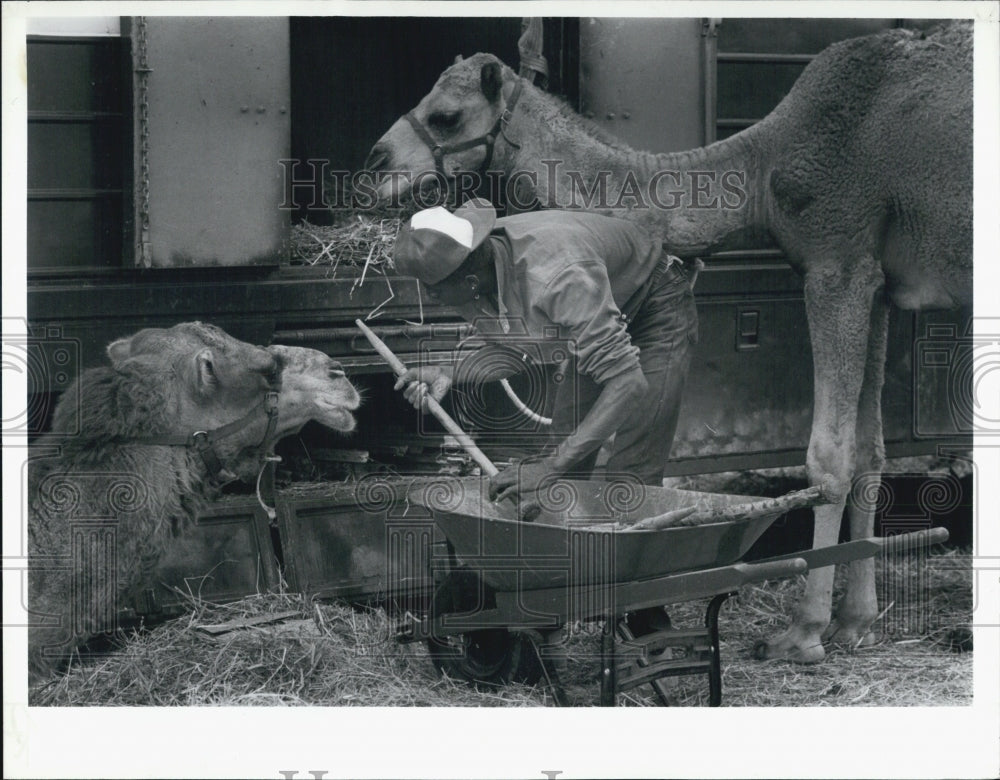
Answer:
[355, 319, 500, 477]
[632, 476, 840, 531]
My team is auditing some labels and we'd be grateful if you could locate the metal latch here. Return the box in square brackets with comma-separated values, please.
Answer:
[737, 309, 760, 350]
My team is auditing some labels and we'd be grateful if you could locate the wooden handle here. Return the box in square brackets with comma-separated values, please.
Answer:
[355, 319, 499, 477]
[733, 557, 809, 583]
[670, 479, 837, 529]
[630, 476, 839, 531]
[629, 505, 698, 531]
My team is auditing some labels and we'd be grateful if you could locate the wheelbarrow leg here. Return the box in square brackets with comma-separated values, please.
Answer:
[706, 592, 732, 707]
[616, 619, 674, 706]
[523, 629, 569, 707]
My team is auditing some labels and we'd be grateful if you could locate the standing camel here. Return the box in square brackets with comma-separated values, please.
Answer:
[365, 22, 973, 662]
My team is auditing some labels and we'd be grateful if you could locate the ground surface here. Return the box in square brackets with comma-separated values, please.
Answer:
[31, 549, 971, 707]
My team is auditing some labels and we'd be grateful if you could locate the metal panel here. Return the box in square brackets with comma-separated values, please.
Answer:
[140, 17, 290, 266]
[276, 479, 442, 604]
[27, 35, 127, 270]
[664, 266, 965, 475]
[27, 270, 437, 373]
[716, 18, 897, 55]
[671, 279, 814, 465]
[128, 496, 279, 618]
[578, 18, 705, 153]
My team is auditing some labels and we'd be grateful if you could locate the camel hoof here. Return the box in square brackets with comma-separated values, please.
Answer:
[751, 640, 771, 660]
[752, 637, 826, 664]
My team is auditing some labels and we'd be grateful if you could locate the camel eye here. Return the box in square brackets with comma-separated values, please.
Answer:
[428, 111, 461, 131]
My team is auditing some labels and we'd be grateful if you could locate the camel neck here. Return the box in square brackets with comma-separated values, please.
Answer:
[505, 86, 774, 256]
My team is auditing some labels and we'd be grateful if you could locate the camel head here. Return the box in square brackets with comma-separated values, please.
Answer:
[365, 52, 516, 203]
[99, 322, 360, 480]
[266, 343, 360, 436]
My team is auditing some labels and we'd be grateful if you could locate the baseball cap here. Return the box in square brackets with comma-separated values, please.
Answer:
[393, 198, 497, 284]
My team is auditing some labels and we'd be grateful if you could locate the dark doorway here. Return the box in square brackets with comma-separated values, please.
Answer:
[289, 17, 575, 224]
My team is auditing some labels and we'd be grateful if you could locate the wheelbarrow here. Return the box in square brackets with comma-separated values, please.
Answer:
[358, 321, 948, 704]
[397, 475, 948, 706]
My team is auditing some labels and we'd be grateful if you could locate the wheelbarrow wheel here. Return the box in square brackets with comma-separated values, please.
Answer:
[428, 629, 543, 687]
[426, 567, 542, 687]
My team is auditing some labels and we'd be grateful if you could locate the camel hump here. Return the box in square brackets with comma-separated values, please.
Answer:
[780, 21, 971, 118]
[820, 20, 970, 64]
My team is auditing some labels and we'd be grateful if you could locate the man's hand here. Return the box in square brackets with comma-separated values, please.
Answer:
[488, 457, 562, 522]
[393, 365, 453, 412]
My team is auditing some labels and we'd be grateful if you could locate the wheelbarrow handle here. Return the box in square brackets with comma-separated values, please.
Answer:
[631, 475, 840, 531]
[733, 557, 809, 584]
[755, 526, 951, 570]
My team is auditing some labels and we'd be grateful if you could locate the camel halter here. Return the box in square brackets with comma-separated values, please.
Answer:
[131, 391, 280, 483]
[404, 79, 524, 184]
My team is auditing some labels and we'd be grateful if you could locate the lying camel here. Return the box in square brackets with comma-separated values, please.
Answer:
[28, 322, 360, 681]
[365, 22, 973, 662]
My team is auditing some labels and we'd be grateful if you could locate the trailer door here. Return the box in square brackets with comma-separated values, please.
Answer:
[130, 17, 290, 267]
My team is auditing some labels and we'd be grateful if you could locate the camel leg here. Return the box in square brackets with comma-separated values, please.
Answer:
[823, 294, 888, 647]
[756, 260, 883, 663]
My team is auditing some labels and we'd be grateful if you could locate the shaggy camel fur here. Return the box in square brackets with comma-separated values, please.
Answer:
[28, 322, 360, 680]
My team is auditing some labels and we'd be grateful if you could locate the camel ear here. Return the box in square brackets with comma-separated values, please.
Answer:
[454, 54, 464, 64]
[195, 348, 217, 394]
[480, 61, 502, 103]
[107, 337, 132, 365]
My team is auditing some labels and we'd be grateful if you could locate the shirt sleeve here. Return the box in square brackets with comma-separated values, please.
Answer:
[535, 261, 641, 384]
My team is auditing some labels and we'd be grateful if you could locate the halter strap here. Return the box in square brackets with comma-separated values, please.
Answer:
[129, 390, 280, 481]
[404, 78, 525, 182]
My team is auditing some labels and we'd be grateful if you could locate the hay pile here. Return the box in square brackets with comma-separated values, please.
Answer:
[289, 191, 426, 274]
[32, 550, 971, 707]
[659, 548, 973, 707]
[31, 592, 545, 707]
[290, 215, 402, 273]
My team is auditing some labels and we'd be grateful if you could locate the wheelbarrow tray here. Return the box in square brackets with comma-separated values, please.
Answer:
[411, 477, 789, 592]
